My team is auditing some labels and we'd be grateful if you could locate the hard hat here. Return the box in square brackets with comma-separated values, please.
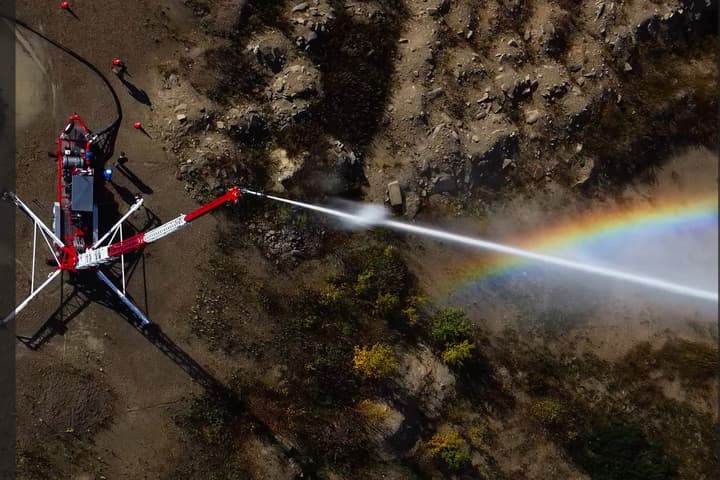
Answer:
[103, 167, 113, 181]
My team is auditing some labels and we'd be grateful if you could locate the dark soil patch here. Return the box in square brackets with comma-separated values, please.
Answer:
[16, 359, 115, 479]
[17, 360, 115, 441]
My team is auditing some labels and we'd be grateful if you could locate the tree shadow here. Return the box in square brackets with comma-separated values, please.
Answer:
[307, 2, 408, 149]
[455, 352, 516, 414]
[15, 248, 317, 476]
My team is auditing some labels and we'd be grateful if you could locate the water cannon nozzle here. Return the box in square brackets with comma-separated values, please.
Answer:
[240, 188, 265, 197]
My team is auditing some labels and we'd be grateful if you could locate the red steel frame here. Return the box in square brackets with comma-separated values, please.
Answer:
[104, 187, 242, 259]
[4, 114, 243, 327]
[56, 114, 93, 248]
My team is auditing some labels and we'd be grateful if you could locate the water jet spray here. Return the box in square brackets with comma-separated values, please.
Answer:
[243, 190, 719, 303]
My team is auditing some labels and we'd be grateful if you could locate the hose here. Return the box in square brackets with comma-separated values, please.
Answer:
[0, 13, 122, 139]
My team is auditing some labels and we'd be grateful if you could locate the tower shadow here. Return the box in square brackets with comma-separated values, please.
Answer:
[13, 213, 317, 476]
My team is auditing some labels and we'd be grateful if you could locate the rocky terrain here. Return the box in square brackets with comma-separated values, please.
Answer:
[145, 0, 719, 262]
[12, 1, 718, 479]
[166, 0, 716, 200]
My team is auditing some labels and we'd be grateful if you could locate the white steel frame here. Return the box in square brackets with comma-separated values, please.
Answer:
[2, 193, 151, 327]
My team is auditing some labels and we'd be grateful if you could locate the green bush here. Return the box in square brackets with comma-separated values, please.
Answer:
[355, 270, 375, 296]
[430, 307, 474, 346]
[374, 293, 400, 318]
[320, 283, 344, 307]
[425, 431, 470, 471]
[529, 398, 578, 442]
[352, 245, 409, 300]
[442, 341, 475, 367]
[401, 296, 426, 325]
[353, 343, 399, 379]
[180, 388, 243, 447]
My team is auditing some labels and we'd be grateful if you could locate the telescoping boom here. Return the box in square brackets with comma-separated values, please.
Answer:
[2, 109, 244, 330]
[2, 186, 242, 327]
[71, 187, 242, 270]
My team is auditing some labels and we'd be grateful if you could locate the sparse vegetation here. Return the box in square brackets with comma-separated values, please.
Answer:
[442, 340, 475, 367]
[356, 399, 391, 426]
[656, 339, 718, 381]
[14, 0, 720, 478]
[16, 446, 54, 480]
[529, 398, 578, 442]
[424, 431, 471, 471]
[183, 0, 211, 17]
[179, 388, 243, 447]
[429, 307, 474, 346]
[353, 343, 399, 380]
[619, 339, 718, 385]
[156, 61, 179, 80]
[172, 387, 249, 479]
[189, 287, 239, 353]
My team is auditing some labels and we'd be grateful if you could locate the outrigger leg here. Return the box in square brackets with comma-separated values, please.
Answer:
[1, 270, 63, 326]
[96, 270, 151, 328]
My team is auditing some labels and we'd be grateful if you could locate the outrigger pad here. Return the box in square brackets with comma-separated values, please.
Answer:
[71, 175, 94, 212]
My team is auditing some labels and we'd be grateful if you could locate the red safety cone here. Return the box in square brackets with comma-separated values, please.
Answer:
[133, 122, 151, 139]
[60, 2, 70, 9]
[111, 58, 127, 77]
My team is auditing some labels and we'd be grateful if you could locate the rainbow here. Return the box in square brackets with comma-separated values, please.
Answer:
[446, 193, 718, 295]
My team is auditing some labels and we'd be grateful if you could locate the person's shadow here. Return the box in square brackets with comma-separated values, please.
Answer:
[109, 179, 140, 205]
[116, 160, 153, 195]
[118, 71, 152, 109]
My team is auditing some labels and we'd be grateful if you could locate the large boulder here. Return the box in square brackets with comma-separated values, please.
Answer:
[269, 148, 307, 192]
[287, 0, 336, 50]
[396, 346, 455, 420]
[469, 131, 519, 191]
[268, 61, 323, 130]
[250, 31, 296, 73]
[417, 123, 464, 186]
[330, 139, 365, 194]
[271, 63, 321, 101]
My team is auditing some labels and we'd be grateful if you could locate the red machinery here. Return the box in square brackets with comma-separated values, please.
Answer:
[3, 115, 242, 327]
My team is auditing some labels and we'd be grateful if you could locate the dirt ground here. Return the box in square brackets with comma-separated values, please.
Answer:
[10, 1, 718, 479]
[14, 2, 223, 478]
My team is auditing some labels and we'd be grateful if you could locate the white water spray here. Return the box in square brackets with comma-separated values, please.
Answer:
[242, 190, 719, 303]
